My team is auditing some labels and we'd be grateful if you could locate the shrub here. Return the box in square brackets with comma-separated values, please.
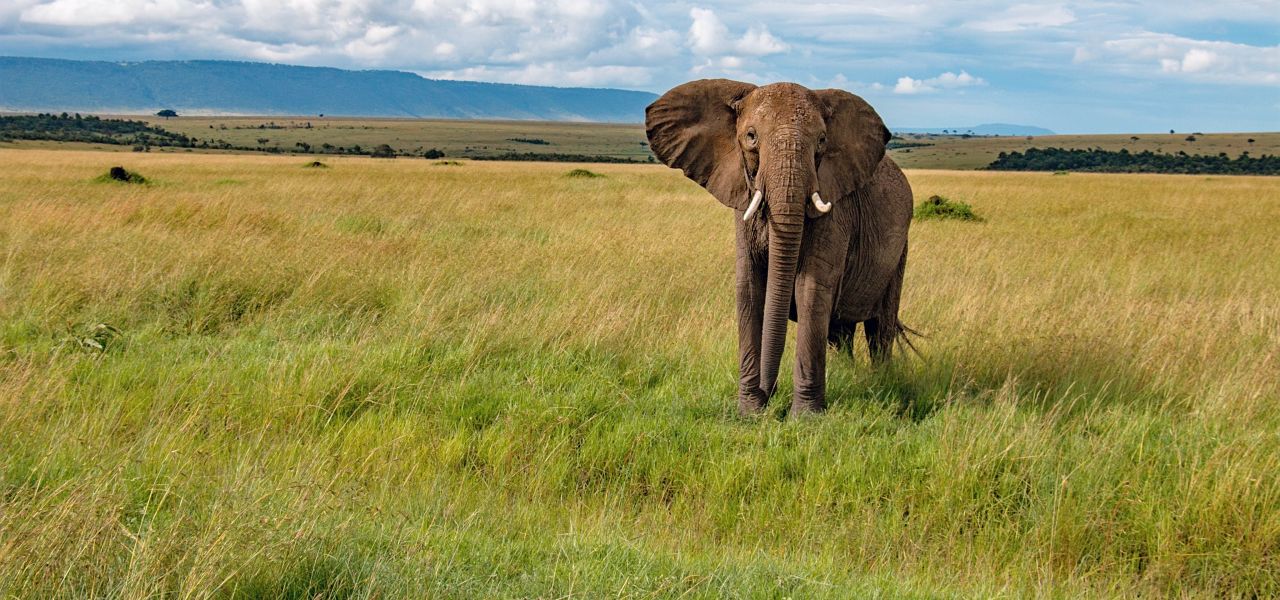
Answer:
[913, 195, 983, 222]
[60, 322, 122, 354]
[432, 160, 464, 166]
[304, 161, 328, 168]
[565, 168, 603, 178]
[95, 166, 148, 184]
[371, 144, 396, 158]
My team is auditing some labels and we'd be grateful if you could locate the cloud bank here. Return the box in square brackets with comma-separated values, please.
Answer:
[2, 1, 1277, 131]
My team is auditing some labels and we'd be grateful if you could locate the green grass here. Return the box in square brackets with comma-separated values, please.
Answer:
[0, 150, 1278, 597]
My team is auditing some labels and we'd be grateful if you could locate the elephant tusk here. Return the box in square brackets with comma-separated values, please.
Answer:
[743, 189, 763, 221]
[811, 192, 831, 213]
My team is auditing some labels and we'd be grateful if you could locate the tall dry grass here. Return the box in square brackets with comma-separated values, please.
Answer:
[0, 149, 1277, 597]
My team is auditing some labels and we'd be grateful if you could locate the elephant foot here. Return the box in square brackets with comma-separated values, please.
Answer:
[737, 388, 769, 416]
[789, 395, 827, 416]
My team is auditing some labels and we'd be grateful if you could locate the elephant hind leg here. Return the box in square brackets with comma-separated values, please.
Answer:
[863, 318, 895, 365]
[865, 243, 916, 365]
[828, 321, 858, 357]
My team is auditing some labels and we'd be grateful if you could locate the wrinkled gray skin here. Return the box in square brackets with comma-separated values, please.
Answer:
[646, 79, 913, 415]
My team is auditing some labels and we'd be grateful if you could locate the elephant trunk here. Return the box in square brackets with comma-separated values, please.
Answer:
[757, 210, 803, 397]
[756, 136, 811, 397]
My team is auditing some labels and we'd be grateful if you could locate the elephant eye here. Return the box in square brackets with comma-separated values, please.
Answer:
[745, 128, 757, 146]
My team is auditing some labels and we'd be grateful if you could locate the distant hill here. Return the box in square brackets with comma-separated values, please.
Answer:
[0, 56, 656, 122]
[897, 124, 1056, 136]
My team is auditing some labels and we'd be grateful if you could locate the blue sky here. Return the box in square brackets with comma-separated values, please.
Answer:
[1, 1, 1276, 132]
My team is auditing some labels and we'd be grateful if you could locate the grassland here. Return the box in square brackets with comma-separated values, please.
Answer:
[1, 149, 1278, 598]
[890, 131, 1280, 170]
[138, 115, 655, 160]
[5, 114, 1277, 168]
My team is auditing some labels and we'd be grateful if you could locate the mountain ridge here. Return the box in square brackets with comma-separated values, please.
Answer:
[0, 56, 657, 123]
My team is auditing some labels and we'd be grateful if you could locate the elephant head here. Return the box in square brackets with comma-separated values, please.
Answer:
[646, 79, 890, 398]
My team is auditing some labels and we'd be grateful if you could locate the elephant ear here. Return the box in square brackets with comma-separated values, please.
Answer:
[646, 79, 757, 210]
[815, 89, 891, 203]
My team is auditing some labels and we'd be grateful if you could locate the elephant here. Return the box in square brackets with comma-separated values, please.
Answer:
[645, 79, 914, 415]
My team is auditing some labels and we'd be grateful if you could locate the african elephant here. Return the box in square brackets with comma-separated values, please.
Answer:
[645, 79, 913, 415]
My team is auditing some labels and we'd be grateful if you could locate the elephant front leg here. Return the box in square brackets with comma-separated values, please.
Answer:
[735, 229, 768, 415]
[791, 262, 841, 414]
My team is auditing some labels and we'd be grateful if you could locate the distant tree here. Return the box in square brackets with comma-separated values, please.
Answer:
[1130, 136, 1140, 142]
[1185, 135, 1197, 142]
[256, 138, 269, 145]
[371, 144, 396, 158]
[1248, 138, 1256, 144]
[1170, 129, 1175, 134]
[295, 141, 311, 153]
[422, 148, 445, 159]
[156, 109, 178, 119]
[986, 146, 1280, 175]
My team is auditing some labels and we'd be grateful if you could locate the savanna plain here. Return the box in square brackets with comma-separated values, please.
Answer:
[1, 148, 1277, 598]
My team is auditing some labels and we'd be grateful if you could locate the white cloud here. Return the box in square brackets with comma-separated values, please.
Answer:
[688, 7, 787, 57]
[966, 3, 1075, 32]
[424, 63, 655, 88]
[737, 26, 787, 55]
[21, 0, 212, 27]
[1176, 48, 1217, 73]
[892, 70, 985, 94]
[688, 7, 728, 54]
[683, 6, 787, 79]
[1080, 31, 1279, 85]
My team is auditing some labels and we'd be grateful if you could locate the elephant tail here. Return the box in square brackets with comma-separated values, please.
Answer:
[893, 318, 924, 359]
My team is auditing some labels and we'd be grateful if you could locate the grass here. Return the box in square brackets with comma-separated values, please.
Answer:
[0, 149, 1278, 597]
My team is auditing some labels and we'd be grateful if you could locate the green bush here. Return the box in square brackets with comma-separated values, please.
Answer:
[94, 166, 148, 184]
[565, 168, 603, 178]
[913, 195, 983, 222]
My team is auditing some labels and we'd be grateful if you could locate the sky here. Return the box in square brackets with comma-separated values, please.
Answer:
[1, 0, 1277, 133]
